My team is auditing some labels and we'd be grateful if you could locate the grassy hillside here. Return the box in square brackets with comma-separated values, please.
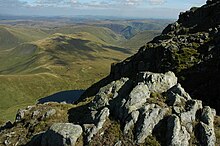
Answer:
[0, 19, 168, 122]
[0, 33, 131, 122]
[48, 26, 125, 46]
[0, 25, 48, 50]
[120, 30, 161, 51]
[94, 19, 172, 39]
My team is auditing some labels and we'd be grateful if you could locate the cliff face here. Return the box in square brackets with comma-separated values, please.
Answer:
[83, 0, 220, 114]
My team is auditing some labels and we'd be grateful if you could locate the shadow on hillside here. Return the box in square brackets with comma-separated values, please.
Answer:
[102, 45, 132, 54]
[37, 90, 84, 104]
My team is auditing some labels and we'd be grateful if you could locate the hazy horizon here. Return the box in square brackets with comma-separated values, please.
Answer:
[0, 0, 206, 19]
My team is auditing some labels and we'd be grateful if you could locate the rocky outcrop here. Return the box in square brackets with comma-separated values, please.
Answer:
[15, 109, 26, 122]
[166, 83, 191, 106]
[0, 72, 218, 146]
[95, 71, 217, 145]
[42, 123, 82, 146]
[84, 71, 216, 145]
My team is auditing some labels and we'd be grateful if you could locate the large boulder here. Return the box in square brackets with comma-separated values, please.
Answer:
[138, 71, 177, 93]
[125, 83, 150, 113]
[180, 100, 203, 132]
[41, 123, 82, 146]
[135, 104, 169, 143]
[90, 78, 130, 110]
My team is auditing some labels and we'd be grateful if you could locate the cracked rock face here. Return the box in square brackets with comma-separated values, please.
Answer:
[77, 71, 216, 145]
[166, 115, 190, 146]
[84, 107, 110, 143]
[135, 104, 169, 143]
[198, 106, 216, 146]
[138, 71, 177, 93]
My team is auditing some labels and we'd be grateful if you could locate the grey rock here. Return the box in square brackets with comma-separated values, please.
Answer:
[125, 83, 150, 113]
[90, 78, 129, 110]
[123, 110, 139, 134]
[4, 139, 11, 146]
[15, 109, 26, 122]
[114, 141, 122, 146]
[85, 107, 110, 142]
[180, 100, 203, 132]
[173, 106, 185, 114]
[32, 110, 40, 118]
[167, 94, 187, 107]
[136, 105, 168, 143]
[138, 71, 177, 93]
[198, 106, 216, 146]
[166, 83, 191, 106]
[41, 123, 82, 146]
[201, 106, 216, 125]
[166, 115, 190, 146]
[44, 109, 56, 119]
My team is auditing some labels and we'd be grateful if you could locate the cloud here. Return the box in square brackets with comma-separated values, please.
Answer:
[34, 0, 79, 7]
[147, 0, 166, 5]
[32, 0, 144, 8]
[111, 0, 142, 6]
[122, 0, 142, 6]
[0, 0, 166, 9]
[0, 0, 27, 7]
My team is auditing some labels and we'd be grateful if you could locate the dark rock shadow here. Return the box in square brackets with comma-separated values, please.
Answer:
[38, 90, 84, 104]
[0, 121, 13, 133]
[68, 102, 96, 125]
[25, 132, 44, 146]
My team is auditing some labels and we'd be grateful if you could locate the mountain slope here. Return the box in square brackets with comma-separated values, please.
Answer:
[0, 19, 170, 123]
[0, 33, 131, 121]
[48, 26, 125, 46]
[95, 19, 172, 39]
[0, 25, 48, 50]
[120, 30, 161, 52]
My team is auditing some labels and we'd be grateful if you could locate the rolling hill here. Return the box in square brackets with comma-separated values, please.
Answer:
[0, 32, 132, 121]
[0, 25, 48, 50]
[47, 25, 125, 46]
[0, 18, 170, 122]
[120, 30, 161, 52]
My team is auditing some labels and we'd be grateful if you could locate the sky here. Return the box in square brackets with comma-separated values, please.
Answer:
[0, 0, 207, 19]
